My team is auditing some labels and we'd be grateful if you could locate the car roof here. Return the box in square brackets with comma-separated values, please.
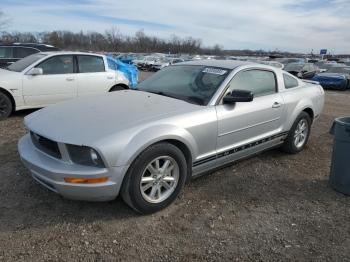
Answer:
[40, 51, 105, 56]
[179, 60, 254, 69]
[0, 43, 58, 51]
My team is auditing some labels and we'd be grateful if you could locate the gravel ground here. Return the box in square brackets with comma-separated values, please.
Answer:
[0, 73, 350, 261]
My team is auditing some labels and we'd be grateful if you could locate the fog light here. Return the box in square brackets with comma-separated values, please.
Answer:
[64, 177, 109, 184]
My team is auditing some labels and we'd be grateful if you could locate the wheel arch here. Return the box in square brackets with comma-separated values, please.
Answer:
[162, 139, 193, 181]
[109, 83, 129, 92]
[287, 97, 315, 130]
[302, 107, 314, 123]
[0, 87, 16, 112]
[111, 125, 198, 183]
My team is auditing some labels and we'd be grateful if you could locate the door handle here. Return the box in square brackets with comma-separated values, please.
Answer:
[107, 76, 114, 80]
[66, 77, 75, 81]
[272, 102, 282, 108]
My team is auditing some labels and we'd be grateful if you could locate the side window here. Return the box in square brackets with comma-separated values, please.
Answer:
[77, 55, 105, 73]
[36, 55, 74, 75]
[0, 47, 13, 58]
[283, 73, 299, 89]
[14, 47, 38, 58]
[107, 57, 117, 71]
[225, 69, 277, 98]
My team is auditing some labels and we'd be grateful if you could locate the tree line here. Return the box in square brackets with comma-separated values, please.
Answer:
[0, 11, 305, 57]
[0, 27, 218, 55]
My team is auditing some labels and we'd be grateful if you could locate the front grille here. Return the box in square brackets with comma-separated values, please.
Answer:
[30, 132, 61, 159]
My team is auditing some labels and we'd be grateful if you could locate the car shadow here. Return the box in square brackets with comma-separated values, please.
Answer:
[0, 146, 346, 234]
[11, 108, 40, 118]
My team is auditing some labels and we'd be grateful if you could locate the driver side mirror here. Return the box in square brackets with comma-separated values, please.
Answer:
[27, 67, 43, 76]
[223, 90, 254, 104]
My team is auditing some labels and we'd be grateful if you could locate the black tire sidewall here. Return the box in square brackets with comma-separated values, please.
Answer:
[0, 92, 12, 120]
[110, 86, 125, 92]
[124, 143, 187, 214]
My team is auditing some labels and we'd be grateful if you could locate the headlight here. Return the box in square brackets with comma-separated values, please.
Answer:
[66, 144, 105, 168]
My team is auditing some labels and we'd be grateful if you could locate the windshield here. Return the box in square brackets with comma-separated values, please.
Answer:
[7, 53, 47, 72]
[327, 67, 350, 74]
[136, 65, 230, 105]
[284, 63, 304, 71]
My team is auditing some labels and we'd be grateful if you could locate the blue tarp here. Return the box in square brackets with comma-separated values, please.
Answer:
[107, 56, 139, 88]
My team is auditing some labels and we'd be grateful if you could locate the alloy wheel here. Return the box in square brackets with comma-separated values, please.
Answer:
[140, 156, 179, 204]
[294, 119, 309, 149]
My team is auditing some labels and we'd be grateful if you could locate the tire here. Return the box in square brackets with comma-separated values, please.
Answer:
[110, 85, 127, 92]
[0, 92, 12, 120]
[281, 112, 311, 154]
[121, 142, 188, 214]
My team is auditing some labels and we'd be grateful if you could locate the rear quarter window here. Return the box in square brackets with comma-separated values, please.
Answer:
[283, 73, 299, 89]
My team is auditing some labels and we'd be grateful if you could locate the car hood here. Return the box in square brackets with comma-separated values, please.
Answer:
[25, 90, 201, 146]
[0, 68, 19, 78]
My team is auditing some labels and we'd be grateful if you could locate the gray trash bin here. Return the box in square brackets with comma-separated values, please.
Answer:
[329, 117, 350, 195]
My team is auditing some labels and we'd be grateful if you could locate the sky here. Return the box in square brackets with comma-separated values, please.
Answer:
[1, 0, 350, 54]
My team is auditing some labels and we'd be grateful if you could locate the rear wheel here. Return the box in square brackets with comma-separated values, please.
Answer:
[121, 143, 187, 214]
[281, 112, 311, 154]
[0, 92, 12, 120]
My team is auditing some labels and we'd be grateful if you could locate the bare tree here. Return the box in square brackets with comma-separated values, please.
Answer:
[0, 26, 209, 54]
[105, 27, 123, 51]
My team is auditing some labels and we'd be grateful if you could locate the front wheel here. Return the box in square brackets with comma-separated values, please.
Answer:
[281, 112, 311, 154]
[0, 92, 12, 120]
[121, 143, 187, 214]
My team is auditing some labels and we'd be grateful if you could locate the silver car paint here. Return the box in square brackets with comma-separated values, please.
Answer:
[18, 60, 325, 201]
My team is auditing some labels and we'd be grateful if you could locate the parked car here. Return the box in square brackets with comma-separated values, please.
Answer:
[315, 61, 338, 72]
[109, 53, 139, 65]
[256, 60, 284, 69]
[277, 58, 306, 66]
[18, 60, 325, 214]
[0, 43, 58, 68]
[151, 58, 185, 71]
[312, 65, 350, 90]
[133, 56, 160, 70]
[284, 62, 320, 79]
[0, 52, 130, 119]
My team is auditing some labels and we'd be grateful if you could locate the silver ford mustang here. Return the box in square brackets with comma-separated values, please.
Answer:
[18, 60, 325, 214]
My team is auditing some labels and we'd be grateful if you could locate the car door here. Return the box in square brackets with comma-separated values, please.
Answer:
[76, 55, 115, 96]
[215, 69, 285, 164]
[23, 55, 77, 106]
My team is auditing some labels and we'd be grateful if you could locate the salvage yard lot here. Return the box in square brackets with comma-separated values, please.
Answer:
[0, 72, 350, 261]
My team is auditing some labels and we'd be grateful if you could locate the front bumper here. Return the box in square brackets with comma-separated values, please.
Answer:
[18, 134, 129, 202]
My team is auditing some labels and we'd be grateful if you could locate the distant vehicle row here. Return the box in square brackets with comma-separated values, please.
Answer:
[0, 52, 130, 119]
[0, 43, 58, 68]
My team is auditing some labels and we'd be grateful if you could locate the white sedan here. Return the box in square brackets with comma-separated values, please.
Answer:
[0, 52, 130, 119]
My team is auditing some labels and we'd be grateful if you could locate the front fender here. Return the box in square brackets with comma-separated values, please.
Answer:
[114, 124, 198, 167]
